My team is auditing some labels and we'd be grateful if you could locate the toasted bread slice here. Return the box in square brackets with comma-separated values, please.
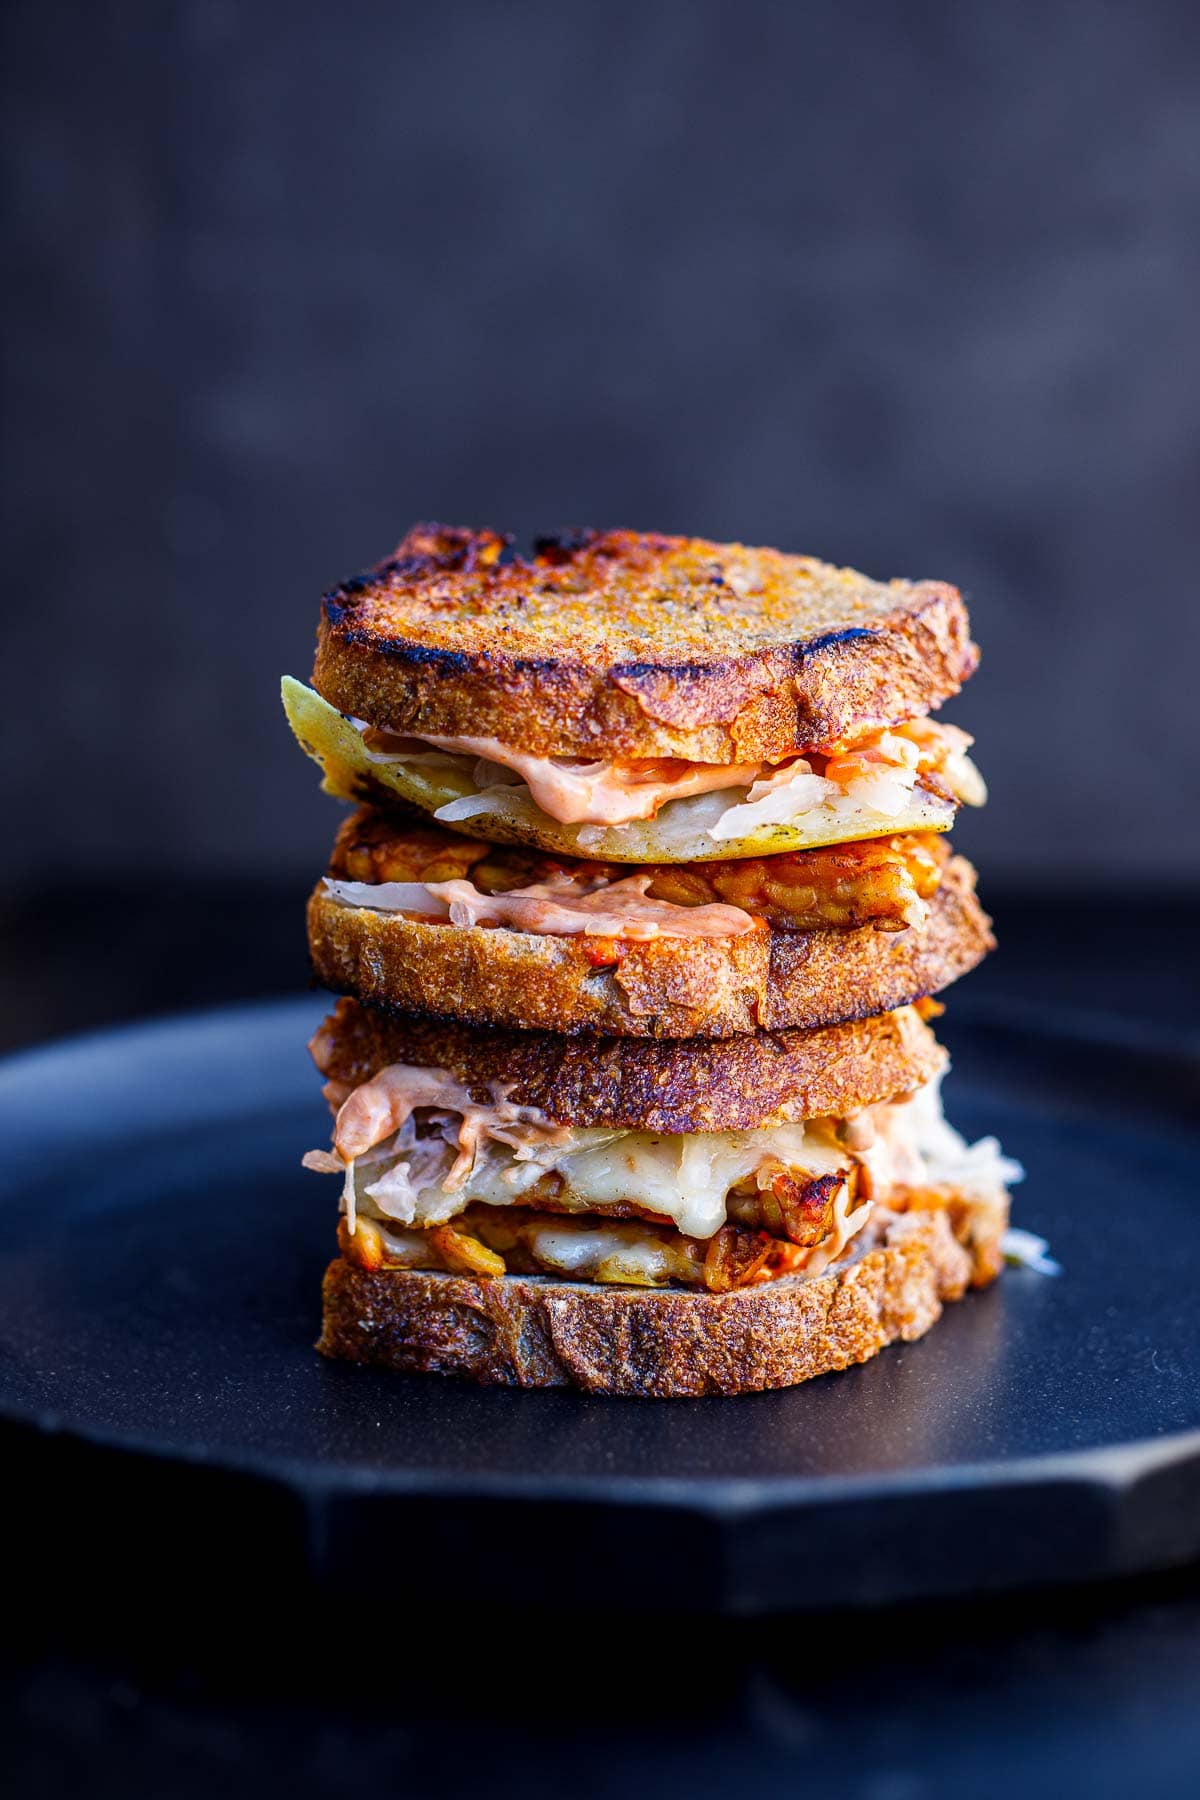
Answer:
[311, 524, 978, 763]
[318, 1198, 1004, 1396]
[308, 846, 992, 1039]
[311, 995, 946, 1134]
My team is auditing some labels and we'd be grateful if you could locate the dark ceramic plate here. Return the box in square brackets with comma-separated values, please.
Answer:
[1, 997, 1198, 1615]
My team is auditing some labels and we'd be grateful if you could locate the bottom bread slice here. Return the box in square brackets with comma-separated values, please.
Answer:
[318, 1208, 1001, 1398]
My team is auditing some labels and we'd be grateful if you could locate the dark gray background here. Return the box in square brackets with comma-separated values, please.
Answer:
[5, 0, 1200, 891]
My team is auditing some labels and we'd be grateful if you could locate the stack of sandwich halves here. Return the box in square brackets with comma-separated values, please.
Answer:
[285, 525, 1020, 1397]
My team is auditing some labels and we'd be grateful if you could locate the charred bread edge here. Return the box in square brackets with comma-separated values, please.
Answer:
[313, 582, 977, 762]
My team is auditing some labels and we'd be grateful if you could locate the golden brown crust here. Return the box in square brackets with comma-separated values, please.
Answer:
[312, 524, 978, 761]
[308, 853, 992, 1040]
[317, 1209, 996, 1397]
[311, 995, 947, 1133]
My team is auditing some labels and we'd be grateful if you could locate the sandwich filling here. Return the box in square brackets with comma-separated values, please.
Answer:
[323, 813, 951, 938]
[303, 1041, 1020, 1295]
[282, 678, 982, 863]
[361, 714, 983, 836]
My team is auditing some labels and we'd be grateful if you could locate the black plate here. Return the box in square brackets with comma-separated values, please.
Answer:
[2, 997, 1199, 1615]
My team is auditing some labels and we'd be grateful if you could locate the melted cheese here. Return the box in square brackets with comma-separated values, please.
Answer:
[312, 1071, 1023, 1290]
[304, 1060, 1020, 1253]
[356, 1118, 849, 1241]
[521, 1223, 679, 1283]
[305, 1065, 851, 1241]
[373, 1216, 696, 1287]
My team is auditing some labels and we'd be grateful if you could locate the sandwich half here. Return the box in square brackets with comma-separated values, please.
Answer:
[307, 807, 995, 1037]
[283, 524, 986, 867]
[305, 998, 1020, 1397]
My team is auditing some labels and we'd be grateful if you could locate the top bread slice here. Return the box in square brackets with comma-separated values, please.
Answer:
[312, 523, 978, 763]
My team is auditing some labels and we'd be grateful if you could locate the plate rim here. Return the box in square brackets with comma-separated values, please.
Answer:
[7, 1401, 1200, 1514]
[3, 993, 1200, 1613]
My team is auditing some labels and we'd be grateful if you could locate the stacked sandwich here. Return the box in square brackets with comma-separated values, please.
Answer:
[285, 524, 1020, 1397]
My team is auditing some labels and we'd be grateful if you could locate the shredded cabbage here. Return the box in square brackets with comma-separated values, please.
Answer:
[1000, 1228, 1061, 1275]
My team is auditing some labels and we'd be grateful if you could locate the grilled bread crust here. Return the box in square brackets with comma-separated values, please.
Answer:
[314, 995, 946, 1134]
[312, 524, 978, 762]
[308, 853, 992, 1041]
[318, 1205, 1000, 1397]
